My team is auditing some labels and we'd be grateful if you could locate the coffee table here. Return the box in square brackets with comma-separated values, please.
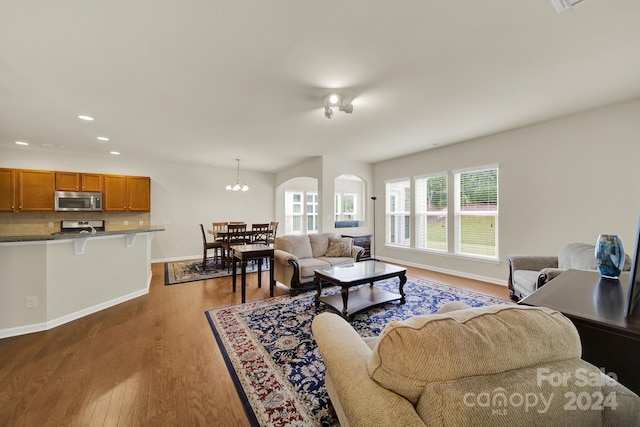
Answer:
[314, 261, 407, 318]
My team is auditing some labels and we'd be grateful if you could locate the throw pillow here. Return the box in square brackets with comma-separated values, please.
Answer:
[325, 237, 353, 257]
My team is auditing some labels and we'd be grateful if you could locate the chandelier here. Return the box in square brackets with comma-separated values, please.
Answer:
[225, 159, 249, 192]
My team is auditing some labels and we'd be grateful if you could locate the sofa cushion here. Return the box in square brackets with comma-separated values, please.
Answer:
[367, 305, 581, 405]
[325, 237, 353, 257]
[298, 257, 331, 279]
[275, 235, 313, 260]
[316, 256, 355, 267]
[558, 243, 597, 270]
[512, 269, 540, 294]
[309, 233, 340, 258]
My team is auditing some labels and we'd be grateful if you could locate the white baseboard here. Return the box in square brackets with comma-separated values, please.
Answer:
[0, 288, 149, 340]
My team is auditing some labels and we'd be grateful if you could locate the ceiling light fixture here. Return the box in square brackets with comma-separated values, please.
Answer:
[323, 93, 354, 119]
[550, 0, 584, 13]
[15, 141, 29, 146]
[97, 136, 110, 141]
[225, 158, 249, 192]
[78, 115, 94, 121]
[110, 151, 120, 155]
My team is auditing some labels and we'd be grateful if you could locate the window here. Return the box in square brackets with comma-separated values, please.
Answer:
[385, 179, 411, 246]
[306, 193, 318, 232]
[335, 193, 357, 221]
[454, 166, 498, 259]
[285, 191, 317, 234]
[415, 174, 447, 251]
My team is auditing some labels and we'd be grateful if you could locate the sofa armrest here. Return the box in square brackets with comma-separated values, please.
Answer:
[312, 313, 427, 427]
[539, 267, 567, 286]
[351, 245, 365, 261]
[274, 249, 299, 266]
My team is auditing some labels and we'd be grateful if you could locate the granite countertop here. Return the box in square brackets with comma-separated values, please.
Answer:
[0, 226, 165, 243]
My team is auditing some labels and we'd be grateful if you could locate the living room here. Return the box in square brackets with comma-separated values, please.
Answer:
[1, 1, 640, 426]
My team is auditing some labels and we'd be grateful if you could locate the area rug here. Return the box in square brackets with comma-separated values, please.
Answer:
[165, 258, 269, 285]
[205, 276, 510, 426]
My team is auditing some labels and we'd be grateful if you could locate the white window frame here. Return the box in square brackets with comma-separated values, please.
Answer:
[453, 165, 499, 260]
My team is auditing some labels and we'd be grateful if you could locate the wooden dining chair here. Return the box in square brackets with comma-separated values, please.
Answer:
[267, 221, 279, 245]
[251, 223, 270, 245]
[223, 223, 248, 271]
[212, 222, 228, 242]
[200, 224, 223, 270]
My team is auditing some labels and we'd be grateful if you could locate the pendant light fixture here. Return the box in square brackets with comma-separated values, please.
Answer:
[225, 158, 249, 191]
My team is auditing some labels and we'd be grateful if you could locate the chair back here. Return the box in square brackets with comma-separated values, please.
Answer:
[226, 223, 248, 246]
[229, 221, 245, 225]
[212, 222, 228, 240]
[268, 221, 279, 243]
[200, 224, 207, 244]
[252, 223, 270, 244]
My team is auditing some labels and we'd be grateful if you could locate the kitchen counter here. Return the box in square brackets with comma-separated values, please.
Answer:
[0, 227, 164, 339]
[0, 226, 165, 243]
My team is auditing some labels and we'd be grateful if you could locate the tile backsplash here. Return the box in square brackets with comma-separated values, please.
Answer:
[0, 211, 151, 236]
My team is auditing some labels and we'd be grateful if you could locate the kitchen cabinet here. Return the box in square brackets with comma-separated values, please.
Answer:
[55, 172, 103, 192]
[104, 175, 150, 212]
[0, 168, 17, 212]
[17, 169, 56, 212]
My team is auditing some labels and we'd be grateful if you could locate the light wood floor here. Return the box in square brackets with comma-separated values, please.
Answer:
[0, 261, 509, 426]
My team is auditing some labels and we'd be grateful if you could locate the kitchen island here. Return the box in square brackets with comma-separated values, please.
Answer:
[0, 227, 163, 338]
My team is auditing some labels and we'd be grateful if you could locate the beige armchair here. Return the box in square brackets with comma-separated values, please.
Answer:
[312, 303, 640, 426]
[507, 242, 631, 301]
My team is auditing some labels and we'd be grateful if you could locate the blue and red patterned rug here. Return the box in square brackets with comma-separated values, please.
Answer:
[205, 276, 509, 426]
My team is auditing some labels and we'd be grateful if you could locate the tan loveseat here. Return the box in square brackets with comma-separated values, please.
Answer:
[312, 303, 640, 427]
[507, 242, 631, 300]
[274, 233, 364, 295]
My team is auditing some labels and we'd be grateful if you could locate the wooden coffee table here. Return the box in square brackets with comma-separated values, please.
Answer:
[314, 261, 407, 318]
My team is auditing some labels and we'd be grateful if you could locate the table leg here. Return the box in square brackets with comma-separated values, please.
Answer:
[399, 271, 407, 304]
[257, 257, 262, 288]
[232, 256, 237, 292]
[241, 260, 247, 303]
[341, 286, 350, 318]
[269, 256, 274, 297]
[314, 274, 322, 310]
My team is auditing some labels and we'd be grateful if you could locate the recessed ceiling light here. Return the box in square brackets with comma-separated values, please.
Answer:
[15, 141, 29, 146]
[328, 94, 340, 106]
[42, 143, 64, 149]
[110, 151, 120, 155]
[97, 136, 110, 141]
[78, 115, 94, 121]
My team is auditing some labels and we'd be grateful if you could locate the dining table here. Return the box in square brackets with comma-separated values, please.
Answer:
[231, 243, 275, 303]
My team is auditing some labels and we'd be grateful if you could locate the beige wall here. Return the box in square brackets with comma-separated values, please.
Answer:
[373, 98, 640, 284]
[2, 98, 639, 285]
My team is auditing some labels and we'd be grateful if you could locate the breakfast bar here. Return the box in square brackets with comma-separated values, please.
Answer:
[0, 226, 163, 339]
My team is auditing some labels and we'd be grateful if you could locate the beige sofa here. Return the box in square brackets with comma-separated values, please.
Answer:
[274, 233, 364, 295]
[507, 242, 631, 300]
[312, 303, 640, 427]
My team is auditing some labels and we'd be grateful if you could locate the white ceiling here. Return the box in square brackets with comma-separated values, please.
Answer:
[1, 1, 639, 173]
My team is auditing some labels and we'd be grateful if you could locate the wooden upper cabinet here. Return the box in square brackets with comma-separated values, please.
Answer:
[0, 168, 17, 212]
[128, 176, 151, 211]
[17, 169, 56, 212]
[103, 175, 128, 211]
[55, 172, 103, 192]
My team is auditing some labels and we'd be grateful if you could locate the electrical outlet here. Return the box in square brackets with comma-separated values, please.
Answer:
[124, 220, 129, 226]
[26, 296, 38, 308]
[48, 222, 54, 228]
[139, 220, 144, 226]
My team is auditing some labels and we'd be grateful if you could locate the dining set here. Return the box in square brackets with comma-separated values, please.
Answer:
[199, 221, 278, 303]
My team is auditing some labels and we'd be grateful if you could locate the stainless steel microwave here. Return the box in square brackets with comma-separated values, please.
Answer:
[54, 191, 103, 212]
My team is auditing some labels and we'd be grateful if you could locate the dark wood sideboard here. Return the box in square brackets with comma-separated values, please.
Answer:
[341, 233, 372, 260]
[519, 269, 640, 394]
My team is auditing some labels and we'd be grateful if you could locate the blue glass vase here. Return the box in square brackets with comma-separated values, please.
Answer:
[595, 234, 625, 279]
